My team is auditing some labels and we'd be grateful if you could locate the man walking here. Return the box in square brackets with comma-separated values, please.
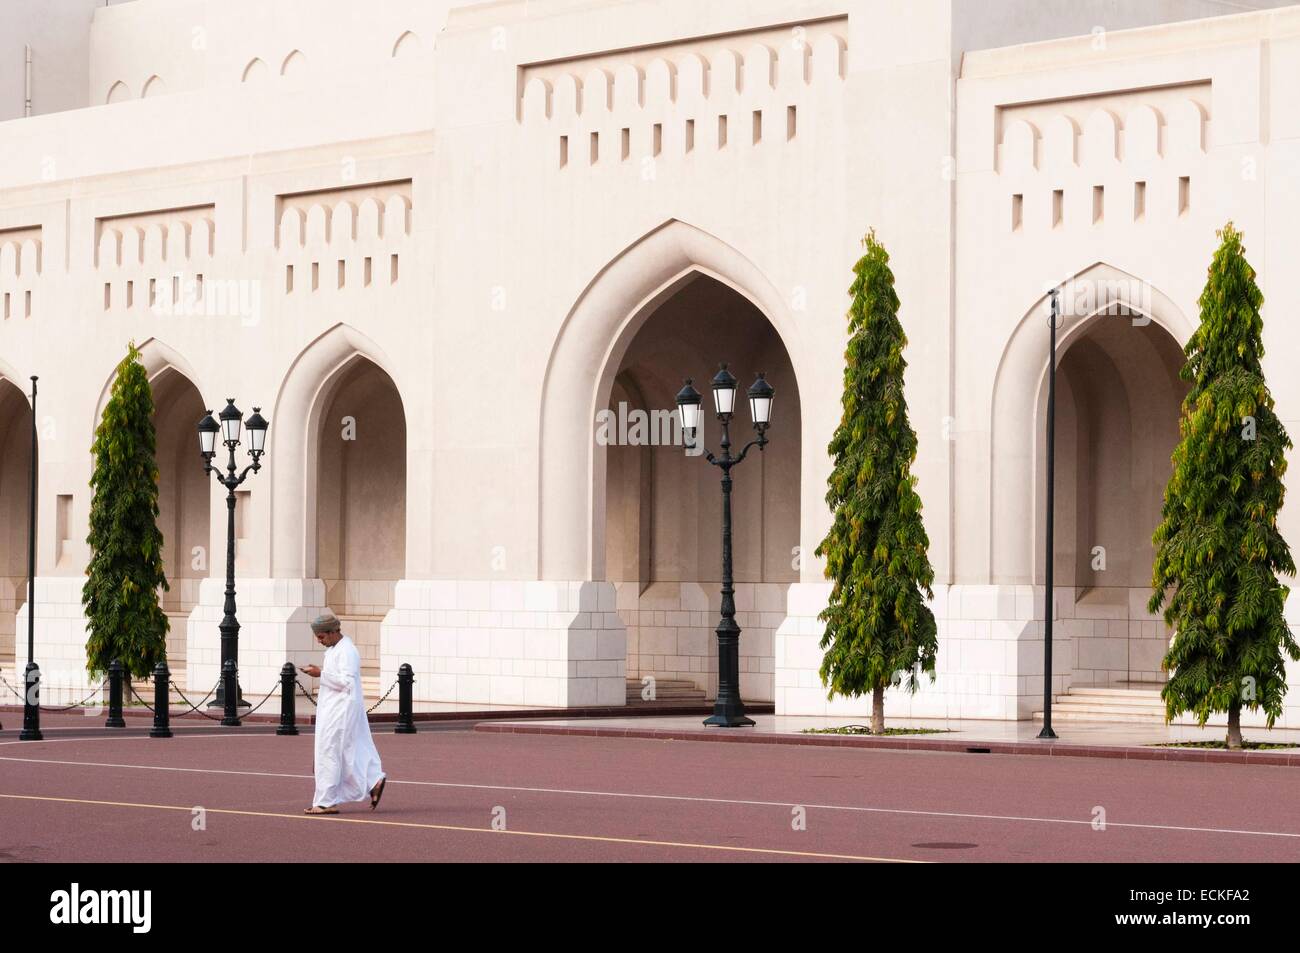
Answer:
[299, 613, 387, 815]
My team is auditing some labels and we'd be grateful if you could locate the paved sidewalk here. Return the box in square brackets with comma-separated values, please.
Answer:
[0, 698, 773, 726]
[476, 714, 1300, 766]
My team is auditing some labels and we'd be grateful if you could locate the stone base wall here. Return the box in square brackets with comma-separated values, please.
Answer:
[1066, 586, 1168, 685]
[616, 580, 784, 703]
[185, 577, 328, 698]
[777, 583, 1071, 720]
[324, 578, 397, 674]
[0, 575, 24, 660]
[379, 580, 626, 708]
[11, 576, 99, 705]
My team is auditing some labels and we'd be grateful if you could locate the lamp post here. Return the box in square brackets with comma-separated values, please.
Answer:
[1039, 289, 1060, 740]
[676, 364, 774, 728]
[20, 376, 41, 741]
[198, 399, 269, 727]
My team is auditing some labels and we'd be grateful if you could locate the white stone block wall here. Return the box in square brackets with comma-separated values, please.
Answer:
[617, 580, 782, 702]
[185, 577, 327, 699]
[777, 582, 1073, 720]
[0, 574, 25, 659]
[379, 580, 627, 708]
[1065, 586, 1169, 686]
[11, 576, 100, 706]
[325, 577, 396, 672]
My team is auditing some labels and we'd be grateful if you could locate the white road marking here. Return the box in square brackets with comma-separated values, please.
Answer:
[0, 793, 911, 862]
[1, 754, 1297, 840]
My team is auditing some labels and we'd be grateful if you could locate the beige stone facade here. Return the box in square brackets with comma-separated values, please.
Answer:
[3, 0, 1300, 723]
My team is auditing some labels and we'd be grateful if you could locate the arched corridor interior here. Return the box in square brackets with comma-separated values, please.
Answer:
[152, 369, 211, 664]
[0, 379, 31, 667]
[314, 358, 406, 677]
[1047, 309, 1188, 686]
[603, 274, 800, 702]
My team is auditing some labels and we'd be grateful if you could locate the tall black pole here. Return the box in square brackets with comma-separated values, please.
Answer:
[1038, 290, 1059, 740]
[20, 376, 42, 741]
[705, 415, 753, 728]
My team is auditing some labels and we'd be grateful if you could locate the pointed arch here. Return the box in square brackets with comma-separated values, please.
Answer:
[538, 219, 804, 579]
[141, 75, 165, 98]
[392, 30, 420, 59]
[281, 50, 306, 77]
[105, 81, 130, 104]
[988, 262, 1192, 583]
[149, 367, 210, 620]
[91, 338, 205, 436]
[0, 355, 28, 397]
[269, 323, 405, 578]
[0, 372, 32, 659]
[242, 58, 268, 83]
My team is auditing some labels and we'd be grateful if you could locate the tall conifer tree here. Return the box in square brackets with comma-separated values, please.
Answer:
[815, 231, 937, 732]
[83, 343, 170, 680]
[1150, 223, 1297, 748]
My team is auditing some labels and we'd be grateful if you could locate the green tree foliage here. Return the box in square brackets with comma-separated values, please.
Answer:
[83, 343, 170, 680]
[815, 230, 937, 732]
[1150, 223, 1297, 748]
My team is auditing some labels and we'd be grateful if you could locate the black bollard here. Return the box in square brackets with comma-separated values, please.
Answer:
[106, 659, 126, 728]
[277, 662, 298, 736]
[394, 663, 417, 734]
[150, 661, 172, 739]
[220, 658, 241, 727]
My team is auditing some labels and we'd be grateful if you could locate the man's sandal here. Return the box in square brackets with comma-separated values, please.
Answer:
[304, 805, 339, 815]
[370, 778, 387, 811]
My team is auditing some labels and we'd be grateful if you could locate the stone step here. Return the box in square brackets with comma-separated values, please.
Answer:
[628, 688, 708, 698]
[1047, 700, 1166, 715]
[626, 678, 707, 702]
[1030, 681, 1169, 723]
[1033, 708, 1169, 724]
[1053, 693, 1164, 709]
[1065, 684, 1164, 698]
[626, 678, 701, 688]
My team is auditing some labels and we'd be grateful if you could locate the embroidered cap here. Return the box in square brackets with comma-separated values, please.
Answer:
[310, 613, 341, 634]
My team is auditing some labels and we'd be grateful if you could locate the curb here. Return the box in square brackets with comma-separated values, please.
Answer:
[0, 700, 775, 727]
[472, 722, 1300, 767]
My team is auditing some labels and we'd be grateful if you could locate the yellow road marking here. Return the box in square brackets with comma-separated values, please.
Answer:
[0, 792, 917, 862]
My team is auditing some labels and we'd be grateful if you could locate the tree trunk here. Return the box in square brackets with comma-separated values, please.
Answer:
[1226, 702, 1243, 750]
[872, 684, 885, 734]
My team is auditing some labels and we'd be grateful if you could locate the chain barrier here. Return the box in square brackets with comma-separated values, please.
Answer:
[170, 680, 221, 718]
[8, 667, 401, 723]
[127, 684, 156, 714]
[234, 681, 281, 718]
[0, 671, 105, 713]
[367, 678, 400, 713]
[0, 672, 25, 703]
[128, 679, 280, 721]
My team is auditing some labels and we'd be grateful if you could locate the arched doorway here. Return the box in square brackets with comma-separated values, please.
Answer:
[313, 357, 406, 681]
[151, 368, 210, 666]
[0, 378, 30, 667]
[602, 273, 800, 702]
[1045, 307, 1188, 686]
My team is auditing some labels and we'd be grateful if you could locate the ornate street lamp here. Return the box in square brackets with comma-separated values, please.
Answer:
[676, 364, 773, 728]
[199, 399, 269, 727]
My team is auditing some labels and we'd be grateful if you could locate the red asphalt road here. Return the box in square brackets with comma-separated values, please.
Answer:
[2, 713, 1300, 862]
